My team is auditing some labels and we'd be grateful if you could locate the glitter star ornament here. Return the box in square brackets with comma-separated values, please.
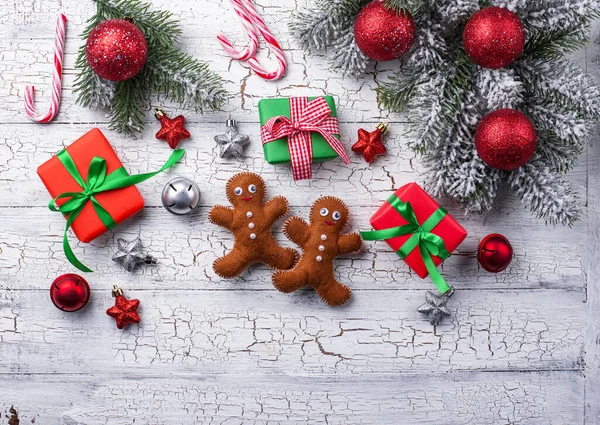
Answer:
[155, 109, 191, 149]
[417, 288, 454, 325]
[214, 119, 249, 159]
[106, 285, 141, 329]
[112, 237, 157, 272]
[352, 122, 389, 163]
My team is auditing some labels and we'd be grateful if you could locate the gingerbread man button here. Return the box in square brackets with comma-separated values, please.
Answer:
[272, 196, 362, 306]
[209, 172, 298, 278]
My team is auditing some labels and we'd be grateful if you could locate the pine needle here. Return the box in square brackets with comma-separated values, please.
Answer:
[74, 0, 226, 134]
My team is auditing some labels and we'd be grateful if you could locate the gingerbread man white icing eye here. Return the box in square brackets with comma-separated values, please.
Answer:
[332, 211, 342, 221]
[248, 184, 257, 193]
[320, 207, 329, 216]
[234, 187, 243, 196]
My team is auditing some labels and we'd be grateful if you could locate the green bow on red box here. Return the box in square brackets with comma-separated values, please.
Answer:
[361, 194, 452, 293]
[49, 149, 185, 272]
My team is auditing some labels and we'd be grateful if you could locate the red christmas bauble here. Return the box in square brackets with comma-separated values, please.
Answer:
[475, 108, 537, 170]
[86, 19, 148, 81]
[354, 0, 415, 61]
[50, 274, 91, 312]
[463, 6, 525, 69]
[478, 233, 513, 273]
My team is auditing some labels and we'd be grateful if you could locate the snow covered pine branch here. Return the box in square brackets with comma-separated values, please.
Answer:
[291, 0, 600, 225]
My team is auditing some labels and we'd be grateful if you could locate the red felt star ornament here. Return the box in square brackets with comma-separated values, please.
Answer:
[106, 285, 140, 329]
[352, 123, 389, 163]
[155, 109, 191, 149]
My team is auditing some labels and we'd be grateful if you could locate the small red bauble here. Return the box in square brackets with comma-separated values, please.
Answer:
[106, 285, 140, 329]
[354, 0, 415, 61]
[475, 108, 537, 170]
[463, 6, 525, 69]
[50, 274, 91, 312]
[86, 19, 148, 81]
[155, 109, 191, 149]
[352, 122, 388, 163]
[478, 233, 513, 273]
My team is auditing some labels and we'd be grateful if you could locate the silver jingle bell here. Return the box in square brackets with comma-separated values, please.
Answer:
[161, 176, 201, 215]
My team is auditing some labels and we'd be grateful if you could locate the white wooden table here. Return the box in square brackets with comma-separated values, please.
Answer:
[1, 1, 600, 424]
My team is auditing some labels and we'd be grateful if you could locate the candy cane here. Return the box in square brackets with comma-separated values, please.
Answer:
[242, 0, 287, 81]
[218, 0, 287, 81]
[24, 13, 67, 123]
[217, 0, 259, 61]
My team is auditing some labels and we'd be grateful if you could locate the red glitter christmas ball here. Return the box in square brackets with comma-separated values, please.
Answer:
[475, 108, 537, 170]
[86, 19, 148, 81]
[354, 0, 415, 61]
[49, 274, 91, 312]
[477, 234, 513, 273]
[463, 6, 525, 69]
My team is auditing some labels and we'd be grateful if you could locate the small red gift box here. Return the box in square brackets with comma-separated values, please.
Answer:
[368, 182, 468, 279]
[37, 128, 144, 243]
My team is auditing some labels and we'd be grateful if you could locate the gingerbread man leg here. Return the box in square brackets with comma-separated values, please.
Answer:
[315, 277, 352, 307]
[261, 244, 298, 271]
[213, 249, 252, 278]
[272, 267, 309, 293]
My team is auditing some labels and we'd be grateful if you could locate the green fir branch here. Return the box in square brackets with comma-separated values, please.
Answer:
[377, 68, 419, 113]
[524, 28, 589, 60]
[73, 0, 226, 134]
[146, 47, 228, 112]
[325, 0, 372, 16]
[383, 0, 423, 15]
[535, 130, 583, 173]
[90, 0, 181, 47]
[108, 71, 148, 134]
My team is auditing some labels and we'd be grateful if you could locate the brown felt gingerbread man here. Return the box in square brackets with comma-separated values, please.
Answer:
[209, 172, 298, 278]
[272, 196, 362, 306]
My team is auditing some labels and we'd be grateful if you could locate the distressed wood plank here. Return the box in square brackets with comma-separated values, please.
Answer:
[0, 124, 587, 209]
[0, 372, 584, 425]
[0, 0, 392, 125]
[0, 0, 597, 423]
[0, 289, 585, 374]
[584, 24, 600, 424]
[0, 208, 586, 290]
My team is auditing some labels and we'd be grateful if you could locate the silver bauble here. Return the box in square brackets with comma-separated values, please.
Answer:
[161, 176, 201, 215]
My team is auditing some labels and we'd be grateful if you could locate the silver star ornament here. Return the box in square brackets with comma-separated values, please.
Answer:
[112, 237, 157, 272]
[214, 119, 249, 159]
[417, 287, 455, 325]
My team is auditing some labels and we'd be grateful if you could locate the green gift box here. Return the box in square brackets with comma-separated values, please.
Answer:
[258, 96, 341, 164]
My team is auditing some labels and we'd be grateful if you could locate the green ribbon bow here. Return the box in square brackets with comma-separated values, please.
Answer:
[49, 149, 185, 272]
[360, 194, 452, 293]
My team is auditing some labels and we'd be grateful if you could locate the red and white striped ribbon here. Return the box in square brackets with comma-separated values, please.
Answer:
[24, 13, 67, 123]
[261, 97, 350, 180]
[218, 0, 287, 81]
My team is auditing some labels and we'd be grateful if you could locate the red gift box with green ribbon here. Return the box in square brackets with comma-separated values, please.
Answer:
[361, 183, 468, 293]
[37, 128, 184, 272]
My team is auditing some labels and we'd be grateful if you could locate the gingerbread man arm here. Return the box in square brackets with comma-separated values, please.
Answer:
[264, 195, 290, 224]
[209, 205, 234, 230]
[337, 233, 362, 255]
[283, 216, 310, 248]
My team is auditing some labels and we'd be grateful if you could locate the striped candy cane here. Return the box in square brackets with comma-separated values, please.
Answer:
[24, 13, 67, 123]
[217, 0, 259, 61]
[242, 0, 287, 81]
[219, 0, 287, 81]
